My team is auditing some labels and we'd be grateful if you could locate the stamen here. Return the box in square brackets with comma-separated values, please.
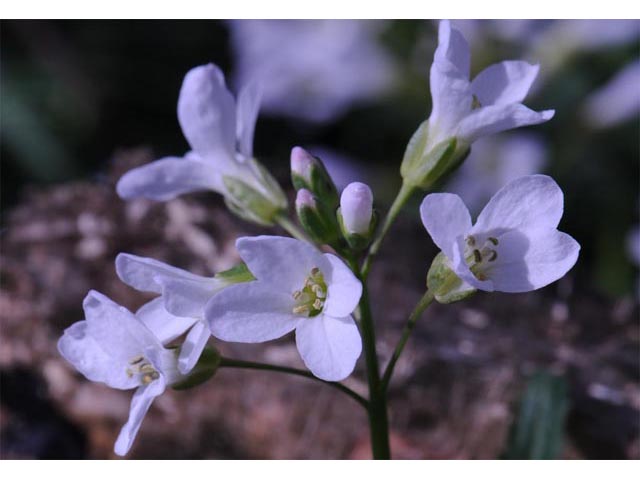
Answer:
[130, 355, 144, 365]
[488, 237, 499, 245]
[487, 250, 498, 262]
[473, 249, 482, 263]
[292, 266, 328, 317]
[472, 95, 482, 109]
[466, 235, 476, 247]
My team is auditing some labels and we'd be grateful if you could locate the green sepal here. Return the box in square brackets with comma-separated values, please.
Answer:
[292, 155, 339, 209]
[400, 121, 470, 190]
[426, 252, 476, 304]
[297, 198, 341, 245]
[214, 262, 255, 284]
[171, 346, 222, 391]
[336, 208, 378, 251]
[223, 175, 285, 226]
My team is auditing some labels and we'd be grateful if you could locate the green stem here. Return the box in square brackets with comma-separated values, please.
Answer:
[361, 182, 415, 279]
[276, 214, 314, 244]
[380, 290, 434, 391]
[357, 280, 391, 459]
[219, 357, 368, 409]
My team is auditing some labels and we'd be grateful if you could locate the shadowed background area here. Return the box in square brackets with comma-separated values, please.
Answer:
[1, 19, 639, 459]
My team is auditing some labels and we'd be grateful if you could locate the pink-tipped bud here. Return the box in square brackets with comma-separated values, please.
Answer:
[340, 182, 373, 235]
[295, 188, 316, 210]
[291, 146, 315, 180]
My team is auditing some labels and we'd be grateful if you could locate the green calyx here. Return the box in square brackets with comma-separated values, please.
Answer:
[171, 346, 222, 391]
[400, 121, 470, 190]
[336, 207, 378, 251]
[214, 262, 255, 284]
[223, 158, 288, 226]
[426, 252, 476, 304]
[297, 199, 341, 245]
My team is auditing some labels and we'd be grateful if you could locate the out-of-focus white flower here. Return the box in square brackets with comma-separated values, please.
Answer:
[528, 20, 640, 88]
[421, 175, 580, 293]
[58, 290, 184, 456]
[446, 133, 548, 214]
[117, 64, 286, 225]
[228, 20, 395, 123]
[584, 60, 640, 129]
[206, 236, 363, 381]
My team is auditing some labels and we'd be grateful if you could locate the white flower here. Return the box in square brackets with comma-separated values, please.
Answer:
[228, 20, 395, 123]
[583, 59, 640, 129]
[340, 182, 374, 235]
[58, 290, 183, 456]
[206, 236, 363, 381]
[115, 253, 229, 375]
[426, 20, 554, 151]
[116, 64, 286, 222]
[421, 175, 580, 293]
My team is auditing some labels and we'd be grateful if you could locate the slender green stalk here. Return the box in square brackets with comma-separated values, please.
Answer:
[357, 280, 391, 459]
[276, 214, 314, 244]
[361, 182, 415, 279]
[219, 357, 369, 408]
[380, 290, 434, 391]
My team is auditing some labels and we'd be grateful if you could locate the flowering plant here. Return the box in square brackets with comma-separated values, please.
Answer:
[58, 20, 579, 459]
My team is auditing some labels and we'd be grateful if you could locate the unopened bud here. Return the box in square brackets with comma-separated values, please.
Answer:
[340, 182, 373, 236]
[295, 189, 340, 244]
[290, 146, 339, 208]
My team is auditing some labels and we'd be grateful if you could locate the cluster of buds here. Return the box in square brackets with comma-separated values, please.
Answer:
[291, 146, 376, 251]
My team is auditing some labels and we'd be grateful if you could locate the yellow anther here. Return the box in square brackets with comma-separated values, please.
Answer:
[488, 237, 499, 245]
[466, 235, 476, 247]
[473, 249, 482, 263]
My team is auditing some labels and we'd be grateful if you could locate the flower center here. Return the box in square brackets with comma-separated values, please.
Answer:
[126, 355, 160, 385]
[292, 267, 327, 317]
[464, 235, 499, 281]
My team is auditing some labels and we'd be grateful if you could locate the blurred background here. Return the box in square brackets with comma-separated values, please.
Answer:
[1, 19, 639, 459]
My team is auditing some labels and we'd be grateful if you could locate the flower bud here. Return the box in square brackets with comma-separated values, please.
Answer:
[337, 182, 377, 251]
[340, 182, 373, 235]
[171, 346, 222, 391]
[295, 189, 340, 244]
[291, 146, 339, 208]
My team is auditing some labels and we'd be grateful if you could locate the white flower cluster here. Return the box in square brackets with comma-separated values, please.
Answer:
[58, 20, 580, 457]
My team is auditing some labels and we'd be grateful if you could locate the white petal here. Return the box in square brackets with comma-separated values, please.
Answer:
[429, 20, 472, 138]
[158, 276, 224, 318]
[472, 175, 564, 236]
[114, 378, 166, 456]
[206, 281, 300, 342]
[236, 236, 329, 293]
[178, 64, 236, 160]
[487, 229, 580, 293]
[136, 298, 197, 344]
[420, 193, 472, 261]
[116, 156, 221, 201]
[323, 254, 362, 318]
[471, 61, 540, 106]
[295, 314, 362, 381]
[83, 290, 161, 364]
[178, 321, 210, 374]
[116, 253, 223, 317]
[456, 103, 554, 144]
[57, 321, 138, 390]
[236, 81, 262, 158]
